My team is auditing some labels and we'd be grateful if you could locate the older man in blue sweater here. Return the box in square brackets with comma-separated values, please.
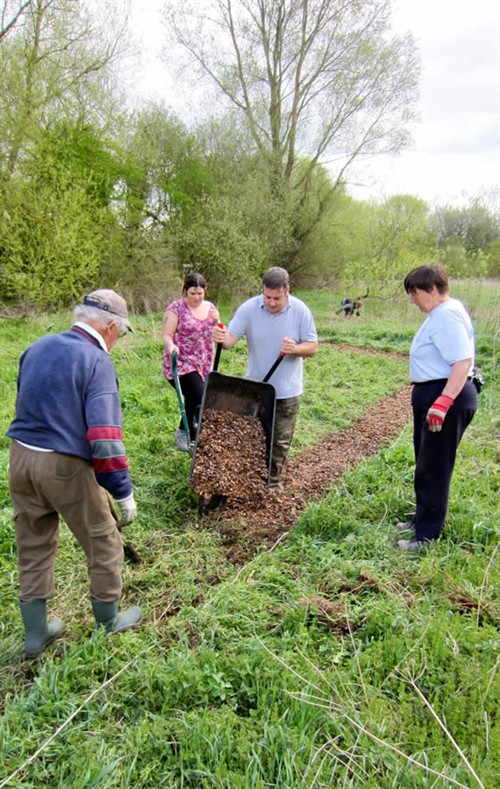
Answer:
[7, 289, 141, 658]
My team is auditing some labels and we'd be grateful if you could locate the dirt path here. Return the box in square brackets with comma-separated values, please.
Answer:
[209, 384, 413, 563]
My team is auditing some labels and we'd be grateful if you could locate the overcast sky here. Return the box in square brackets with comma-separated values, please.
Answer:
[127, 0, 500, 209]
[348, 0, 500, 207]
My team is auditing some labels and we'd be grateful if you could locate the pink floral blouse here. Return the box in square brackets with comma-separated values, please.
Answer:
[162, 298, 216, 381]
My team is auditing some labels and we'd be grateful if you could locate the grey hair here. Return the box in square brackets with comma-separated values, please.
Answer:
[262, 266, 290, 290]
[73, 304, 126, 332]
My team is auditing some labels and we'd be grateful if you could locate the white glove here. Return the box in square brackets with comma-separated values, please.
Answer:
[115, 493, 137, 526]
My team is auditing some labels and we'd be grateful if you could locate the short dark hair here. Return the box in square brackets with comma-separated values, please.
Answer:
[262, 266, 289, 290]
[182, 272, 207, 293]
[403, 264, 449, 295]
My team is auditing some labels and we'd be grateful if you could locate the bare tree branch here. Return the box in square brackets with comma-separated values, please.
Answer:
[0, 0, 33, 42]
[166, 0, 419, 191]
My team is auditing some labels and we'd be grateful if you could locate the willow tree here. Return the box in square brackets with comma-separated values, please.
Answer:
[166, 0, 420, 268]
[0, 0, 128, 177]
[0, 0, 131, 307]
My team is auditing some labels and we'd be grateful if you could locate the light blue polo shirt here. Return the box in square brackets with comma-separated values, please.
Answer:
[410, 298, 475, 382]
[227, 294, 318, 398]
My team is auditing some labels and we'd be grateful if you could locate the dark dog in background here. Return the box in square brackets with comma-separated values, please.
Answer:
[338, 298, 362, 317]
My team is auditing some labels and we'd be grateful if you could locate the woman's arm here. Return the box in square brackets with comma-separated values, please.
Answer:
[441, 358, 473, 399]
[427, 358, 473, 432]
[162, 310, 179, 355]
[208, 304, 220, 324]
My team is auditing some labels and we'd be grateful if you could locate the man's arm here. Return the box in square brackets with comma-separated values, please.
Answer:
[281, 338, 318, 357]
[212, 324, 240, 349]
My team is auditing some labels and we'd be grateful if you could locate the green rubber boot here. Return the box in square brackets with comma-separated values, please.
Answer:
[20, 599, 65, 659]
[92, 599, 142, 634]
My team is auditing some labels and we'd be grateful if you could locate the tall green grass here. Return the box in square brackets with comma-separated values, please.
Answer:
[0, 282, 498, 787]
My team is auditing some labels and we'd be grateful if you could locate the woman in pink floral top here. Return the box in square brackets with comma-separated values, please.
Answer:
[162, 273, 219, 451]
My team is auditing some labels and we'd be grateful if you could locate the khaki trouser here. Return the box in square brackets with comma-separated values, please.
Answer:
[270, 396, 300, 486]
[9, 441, 123, 602]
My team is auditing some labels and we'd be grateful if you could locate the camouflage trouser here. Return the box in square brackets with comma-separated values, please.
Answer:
[270, 396, 300, 487]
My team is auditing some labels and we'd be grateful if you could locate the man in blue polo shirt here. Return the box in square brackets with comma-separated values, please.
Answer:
[213, 267, 318, 488]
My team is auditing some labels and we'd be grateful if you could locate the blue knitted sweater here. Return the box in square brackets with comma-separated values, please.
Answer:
[6, 326, 132, 500]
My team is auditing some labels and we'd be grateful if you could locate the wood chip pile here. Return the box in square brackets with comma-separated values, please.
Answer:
[191, 409, 268, 500]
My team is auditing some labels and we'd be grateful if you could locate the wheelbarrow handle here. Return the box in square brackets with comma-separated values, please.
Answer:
[214, 343, 223, 372]
[263, 353, 285, 383]
[213, 322, 225, 372]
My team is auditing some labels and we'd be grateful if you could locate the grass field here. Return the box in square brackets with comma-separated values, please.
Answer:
[0, 282, 498, 788]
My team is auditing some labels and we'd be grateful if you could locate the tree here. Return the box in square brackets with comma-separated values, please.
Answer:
[170, 193, 268, 297]
[0, 122, 124, 307]
[311, 193, 435, 293]
[0, 0, 136, 310]
[429, 198, 500, 276]
[0, 0, 34, 43]
[166, 0, 420, 197]
[107, 105, 213, 311]
[295, 191, 371, 285]
[120, 105, 213, 230]
[0, 0, 128, 177]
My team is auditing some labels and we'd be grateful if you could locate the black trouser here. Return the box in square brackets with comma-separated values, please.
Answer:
[168, 371, 204, 441]
[411, 379, 477, 541]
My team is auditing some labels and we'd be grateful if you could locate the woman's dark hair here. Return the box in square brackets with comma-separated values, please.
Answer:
[403, 264, 449, 295]
[182, 272, 207, 294]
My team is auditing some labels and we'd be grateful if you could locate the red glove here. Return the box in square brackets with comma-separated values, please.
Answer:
[426, 394, 455, 432]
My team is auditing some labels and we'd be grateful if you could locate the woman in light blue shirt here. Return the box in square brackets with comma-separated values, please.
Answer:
[397, 264, 478, 550]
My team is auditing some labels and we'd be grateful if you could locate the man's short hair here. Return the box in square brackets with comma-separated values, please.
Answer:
[262, 267, 289, 290]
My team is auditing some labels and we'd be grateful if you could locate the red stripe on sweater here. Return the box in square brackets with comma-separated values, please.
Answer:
[87, 426, 123, 441]
[93, 457, 128, 473]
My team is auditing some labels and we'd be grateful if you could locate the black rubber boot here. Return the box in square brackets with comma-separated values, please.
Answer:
[91, 599, 142, 634]
[20, 599, 64, 659]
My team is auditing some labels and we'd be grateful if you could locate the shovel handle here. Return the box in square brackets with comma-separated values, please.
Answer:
[171, 350, 191, 443]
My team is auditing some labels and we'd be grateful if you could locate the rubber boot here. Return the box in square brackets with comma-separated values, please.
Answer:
[20, 599, 65, 659]
[91, 599, 142, 634]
